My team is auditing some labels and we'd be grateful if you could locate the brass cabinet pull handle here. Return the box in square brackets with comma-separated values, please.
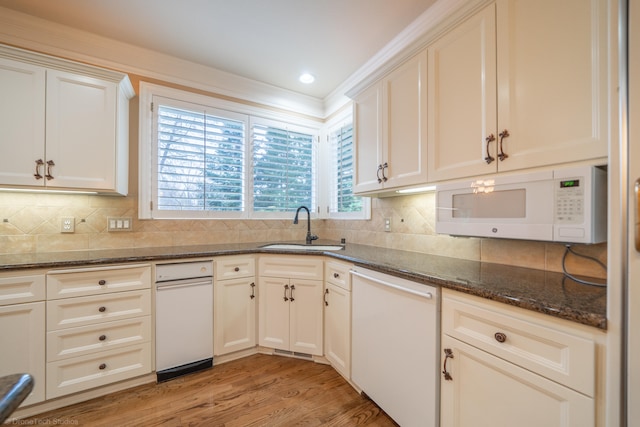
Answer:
[234, 267, 240, 272]
[99, 363, 107, 370]
[250, 282, 255, 299]
[99, 335, 107, 341]
[484, 134, 496, 164]
[98, 280, 106, 286]
[34, 159, 44, 180]
[382, 162, 388, 182]
[45, 160, 55, 180]
[498, 129, 509, 161]
[324, 288, 329, 306]
[290, 284, 295, 302]
[494, 332, 507, 343]
[442, 348, 454, 381]
[377, 164, 383, 183]
[283, 284, 289, 302]
[98, 306, 106, 313]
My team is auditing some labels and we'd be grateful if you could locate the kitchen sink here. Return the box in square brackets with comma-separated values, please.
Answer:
[260, 243, 344, 251]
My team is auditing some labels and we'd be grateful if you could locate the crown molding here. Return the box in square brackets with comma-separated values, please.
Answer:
[0, 1, 487, 119]
[340, 0, 491, 99]
[0, 6, 325, 118]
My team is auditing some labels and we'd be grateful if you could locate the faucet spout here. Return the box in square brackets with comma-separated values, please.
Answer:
[293, 206, 318, 244]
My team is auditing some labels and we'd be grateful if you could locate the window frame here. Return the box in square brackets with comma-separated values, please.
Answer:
[318, 108, 371, 220]
[151, 96, 249, 219]
[139, 82, 368, 220]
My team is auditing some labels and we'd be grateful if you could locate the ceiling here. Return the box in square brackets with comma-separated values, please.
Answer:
[0, 0, 437, 99]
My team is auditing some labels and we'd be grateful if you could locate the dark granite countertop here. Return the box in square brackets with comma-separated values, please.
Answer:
[0, 241, 607, 329]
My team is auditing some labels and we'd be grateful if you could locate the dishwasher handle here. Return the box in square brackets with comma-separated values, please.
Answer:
[350, 270, 433, 299]
[156, 279, 212, 290]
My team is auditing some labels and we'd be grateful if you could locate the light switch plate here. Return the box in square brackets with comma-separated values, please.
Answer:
[107, 216, 133, 232]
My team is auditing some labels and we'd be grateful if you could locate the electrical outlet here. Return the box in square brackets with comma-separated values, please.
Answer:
[384, 218, 391, 232]
[61, 217, 75, 233]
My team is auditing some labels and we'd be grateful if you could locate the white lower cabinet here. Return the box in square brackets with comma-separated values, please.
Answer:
[45, 264, 152, 399]
[323, 261, 352, 379]
[214, 256, 257, 356]
[0, 294, 46, 407]
[440, 289, 601, 427]
[0, 273, 46, 407]
[258, 256, 323, 356]
[441, 334, 593, 427]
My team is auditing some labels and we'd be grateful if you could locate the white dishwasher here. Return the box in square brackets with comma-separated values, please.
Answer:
[351, 267, 439, 427]
[155, 261, 213, 382]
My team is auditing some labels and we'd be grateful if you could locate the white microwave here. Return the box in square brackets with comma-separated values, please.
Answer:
[435, 166, 607, 244]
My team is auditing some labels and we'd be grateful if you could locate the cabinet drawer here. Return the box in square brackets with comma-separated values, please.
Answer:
[215, 256, 255, 280]
[0, 274, 45, 305]
[46, 342, 151, 399]
[442, 291, 595, 397]
[325, 261, 352, 291]
[47, 290, 151, 331]
[47, 264, 151, 300]
[47, 316, 151, 362]
[259, 255, 323, 280]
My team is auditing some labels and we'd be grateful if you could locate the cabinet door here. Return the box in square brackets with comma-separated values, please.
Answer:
[353, 82, 384, 193]
[440, 335, 594, 427]
[214, 277, 256, 356]
[289, 279, 323, 356]
[258, 276, 290, 351]
[384, 50, 428, 188]
[427, 4, 498, 181]
[0, 302, 45, 406]
[45, 69, 117, 190]
[495, 0, 608, 171]
[0, 58, 45, 187]
[324, 282, 350, 378]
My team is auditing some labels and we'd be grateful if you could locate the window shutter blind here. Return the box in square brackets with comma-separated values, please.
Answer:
[252, 121, 315, 212]
[330, 123, 362, 213]
[157, 105, 245, 211]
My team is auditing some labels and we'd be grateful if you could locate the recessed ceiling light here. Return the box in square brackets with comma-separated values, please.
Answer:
[299, 73, 315, 84]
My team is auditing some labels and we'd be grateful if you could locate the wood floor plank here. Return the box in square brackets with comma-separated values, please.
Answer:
[20, 354, 399, 426]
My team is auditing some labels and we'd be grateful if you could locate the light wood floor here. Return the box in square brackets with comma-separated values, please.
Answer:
[22, 354, 399, 426]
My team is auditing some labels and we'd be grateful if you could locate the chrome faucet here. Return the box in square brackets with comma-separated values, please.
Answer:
[293, 206, 318, 244]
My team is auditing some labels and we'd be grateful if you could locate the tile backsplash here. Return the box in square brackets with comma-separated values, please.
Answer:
[0, 191, 606, 279]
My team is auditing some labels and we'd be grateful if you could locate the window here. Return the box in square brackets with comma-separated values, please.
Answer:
[322, 115, 370, 220]
[329, 122, 362, 213]
[139, 83, 368, 220]
[252, 118, 316, 213]
[156, 104, 246, 212]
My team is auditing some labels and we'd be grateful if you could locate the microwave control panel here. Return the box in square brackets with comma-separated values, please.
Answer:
[554, 178, 584, 224]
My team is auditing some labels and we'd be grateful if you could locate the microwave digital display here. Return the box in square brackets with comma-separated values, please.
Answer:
[560, 179, 580, 188]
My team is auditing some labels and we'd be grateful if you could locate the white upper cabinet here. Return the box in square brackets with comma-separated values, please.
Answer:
[45, 70, 118, 190]
[353, 50, 428, 194]
[0, 58, 46, 186]
[0, 45, 134, 194]
[428, 0, 609, 182]
[427, 4, 497, 181]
